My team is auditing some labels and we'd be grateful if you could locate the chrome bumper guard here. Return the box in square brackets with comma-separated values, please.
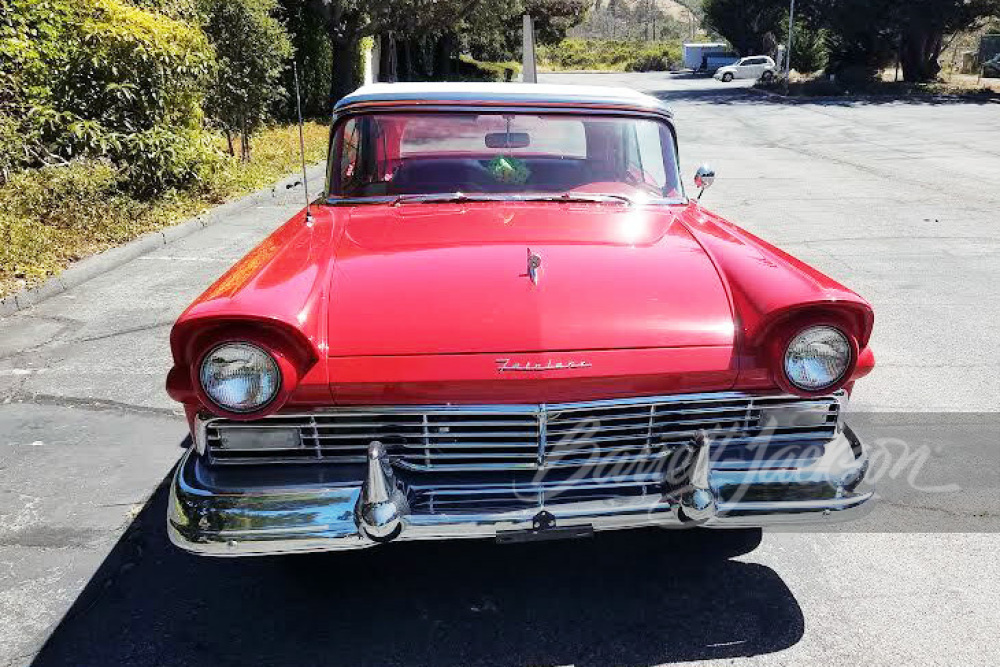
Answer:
[168, 423, 873, 557]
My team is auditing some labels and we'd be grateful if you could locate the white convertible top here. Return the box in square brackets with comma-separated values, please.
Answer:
[335, 82, 673, 118]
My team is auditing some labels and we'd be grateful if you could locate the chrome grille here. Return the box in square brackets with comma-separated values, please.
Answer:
[544, 395, 754, 467]
[203, 392, 841, 470]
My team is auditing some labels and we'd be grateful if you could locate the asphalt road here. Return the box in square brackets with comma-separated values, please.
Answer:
[2, 72, 999, 666]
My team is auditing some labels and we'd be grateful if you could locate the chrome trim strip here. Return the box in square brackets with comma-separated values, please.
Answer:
[325, 101, 686, 202]
[537, 406, 547, 467]
[200, 391, 831, 419]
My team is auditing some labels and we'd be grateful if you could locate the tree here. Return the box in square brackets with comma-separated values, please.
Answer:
[526, 0, 588, 46]
[791, 0, 895, 81]
[895, 0, 1000, 81]
[307, 0, 585, 104]
[307, 0, 396, 104]
[781, 18, 828, 73]
[464, 0, 587, 63]
[559, 0, 683, 42]
[702, 0, 785, 56]
[276, 0, 333, 119]
[201, 0, 293, 160]
[801, 0, 1000, 81]
[391, 0, 491, 80]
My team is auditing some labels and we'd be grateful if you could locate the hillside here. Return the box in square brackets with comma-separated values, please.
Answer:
[655, 0, 698, 23]
[572, 0, 703, 41]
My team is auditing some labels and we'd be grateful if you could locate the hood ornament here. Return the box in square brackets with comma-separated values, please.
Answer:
[526, 248, 542, 285]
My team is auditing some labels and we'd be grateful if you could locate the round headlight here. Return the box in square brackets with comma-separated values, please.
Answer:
[199, 343, 280, 413]
[783, 326, 852, 391]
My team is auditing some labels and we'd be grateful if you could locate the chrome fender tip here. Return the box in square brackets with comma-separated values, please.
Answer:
[678, 432, 718, 523]
[356, 441, 408, 541]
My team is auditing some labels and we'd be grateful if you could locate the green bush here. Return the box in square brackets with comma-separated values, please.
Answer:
[538, 38, 629, 69]
[457, 55, 521, 81]
[0, 114, 22, 181]
[119, 126, 221, 194]
[0, 0, 215, 193]
[1, 161, 120, 231]
[626, 53, 670, 72]
[625, 44, 682, 72]
[538, 39, 681, 72]
[787, 23, 828, 74]
[0, 210, 55, 285]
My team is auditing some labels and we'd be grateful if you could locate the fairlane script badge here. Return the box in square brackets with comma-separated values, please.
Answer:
[496, 358, 593, 372]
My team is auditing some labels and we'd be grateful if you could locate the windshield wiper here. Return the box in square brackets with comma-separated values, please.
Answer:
[327, 196, 397, 206]
[521, 193, 633, 206]
[326, 193, 495, 206]
[392, 193, 500, 206]
[394, 192, 636, 205]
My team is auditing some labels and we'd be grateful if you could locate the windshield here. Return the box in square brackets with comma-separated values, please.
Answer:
[327, 112, 682, 201]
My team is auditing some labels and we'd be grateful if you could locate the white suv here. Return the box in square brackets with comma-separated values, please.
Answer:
[714, 56, 778, 82]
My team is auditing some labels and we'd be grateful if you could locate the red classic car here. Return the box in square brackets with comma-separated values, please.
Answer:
[166, 83, 875, 556]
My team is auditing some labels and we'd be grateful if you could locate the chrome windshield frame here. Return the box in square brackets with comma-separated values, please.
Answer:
[324, 192, 688, 207]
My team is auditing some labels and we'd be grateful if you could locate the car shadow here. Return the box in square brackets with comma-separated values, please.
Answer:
[665, 70, 718, 79]
[32, 463, 804, 667]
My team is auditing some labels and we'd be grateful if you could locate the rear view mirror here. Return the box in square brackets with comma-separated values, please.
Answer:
[485, 132, 530, 149]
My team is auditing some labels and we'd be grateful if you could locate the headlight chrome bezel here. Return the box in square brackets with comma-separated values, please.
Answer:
[782, 325, 853, 392]
[198, 341, 282, 414]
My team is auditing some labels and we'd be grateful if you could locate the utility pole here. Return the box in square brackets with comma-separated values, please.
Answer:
[522, 14, 537, 83]
[784, 0, 796, 76]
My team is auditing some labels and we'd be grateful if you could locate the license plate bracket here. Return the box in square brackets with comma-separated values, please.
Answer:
[495, 524, 594, 544]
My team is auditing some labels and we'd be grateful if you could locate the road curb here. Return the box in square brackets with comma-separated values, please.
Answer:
[745, 84, 1000, 104]
[745, 86, 789, 100]
[0, 163, 326, 319]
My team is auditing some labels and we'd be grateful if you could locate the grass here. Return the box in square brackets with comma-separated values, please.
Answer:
[0, 121, 328, 298]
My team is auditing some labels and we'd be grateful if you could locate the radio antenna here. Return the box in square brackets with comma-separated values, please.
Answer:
[293, 62, 313, 223]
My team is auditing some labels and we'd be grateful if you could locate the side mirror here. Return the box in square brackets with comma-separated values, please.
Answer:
[694, 164, 715, 201]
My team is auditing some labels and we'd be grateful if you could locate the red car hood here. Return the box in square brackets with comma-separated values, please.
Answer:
[327, 203, 735, 356]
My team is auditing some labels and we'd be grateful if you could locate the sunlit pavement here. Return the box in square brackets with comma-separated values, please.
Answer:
[1, 72, 999, 666]
[541, 70, 1000, 414]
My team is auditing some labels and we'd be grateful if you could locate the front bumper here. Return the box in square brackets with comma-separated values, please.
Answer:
[168, 424, 873, 556]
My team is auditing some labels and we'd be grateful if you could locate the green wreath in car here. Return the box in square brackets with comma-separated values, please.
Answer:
[487, 155, 530, 185]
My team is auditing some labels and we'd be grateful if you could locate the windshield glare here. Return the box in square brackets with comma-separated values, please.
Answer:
[329, 112, 682, 201]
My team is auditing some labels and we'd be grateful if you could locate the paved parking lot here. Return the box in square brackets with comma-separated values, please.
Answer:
[542, 71, 1000, 414]
[1, 72, 999, 666]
